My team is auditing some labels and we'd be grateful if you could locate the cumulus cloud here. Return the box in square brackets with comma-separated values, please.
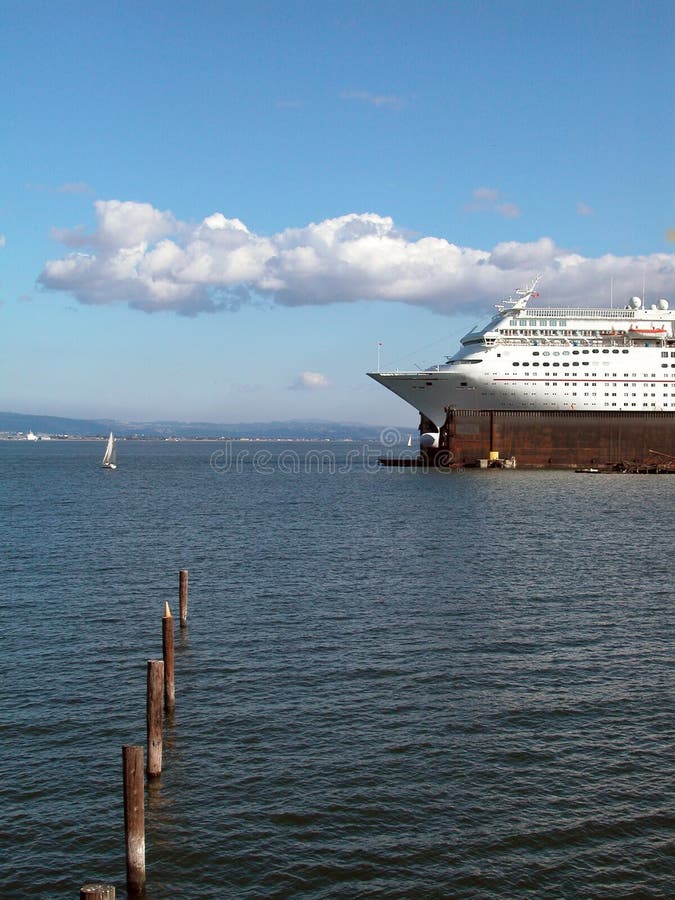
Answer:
[291, 371, 331, 390]
[577, 201, 594, 216]
[0, 234, 5, 247]
[38, 199, 675, 316]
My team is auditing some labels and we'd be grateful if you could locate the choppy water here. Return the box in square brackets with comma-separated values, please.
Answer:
[1, 439, 673, 898]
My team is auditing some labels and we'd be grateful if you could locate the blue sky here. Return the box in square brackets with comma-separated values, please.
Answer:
[1, 0, 673, 425]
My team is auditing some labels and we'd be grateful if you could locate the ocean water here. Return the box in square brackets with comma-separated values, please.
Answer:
[1, 439, 673, 899]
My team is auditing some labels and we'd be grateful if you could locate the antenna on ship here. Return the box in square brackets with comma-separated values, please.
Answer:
[610, 277, 614, 309]
[377, 340, 383, 373]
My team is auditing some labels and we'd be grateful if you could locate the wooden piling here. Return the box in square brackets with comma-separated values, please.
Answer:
[122, 745, 145, 897]
[162, 602, 175, 713]
[80, 885, 115, 899]
[146, 659, 164, 778]
[179, 569, 188, 628]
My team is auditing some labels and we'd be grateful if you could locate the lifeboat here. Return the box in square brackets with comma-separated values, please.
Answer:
[629, 325, 668, 337]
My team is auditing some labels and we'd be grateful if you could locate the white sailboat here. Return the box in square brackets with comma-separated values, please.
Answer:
[407, 434, 413, 447]
[101, 432, 117, 469]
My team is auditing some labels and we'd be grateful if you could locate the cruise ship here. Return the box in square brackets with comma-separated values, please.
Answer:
[369, 278, 675, 468]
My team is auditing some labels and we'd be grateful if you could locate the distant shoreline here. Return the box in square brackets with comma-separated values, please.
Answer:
[0, 435, 378, 443]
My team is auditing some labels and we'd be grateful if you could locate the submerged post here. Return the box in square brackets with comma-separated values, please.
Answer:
[146, 660, 164, 778]
[162, 602, 175, 713]
[179, 569, 188, 628]
[122, 745, 145, 897]
[80, 885, 115, 900]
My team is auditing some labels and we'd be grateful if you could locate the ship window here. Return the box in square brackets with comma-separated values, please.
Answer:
[602, 349, 610, 354]
[661, 364, 668, 368]
[533, 362, 540, 366]
[552, 362, 560, 367]
[572, 362, 580, 366]
[622, 349, 629, 354]
[582, 349, 589, 354]
[612, 349, 620, 354]
[426, 382, 432, 386]
[522, 362, 530, 366]
[543, 362, 550, 367]
[512, 362, 520, 366]
[592, 349, 599, 354]
[460, 382, 468, 387]
[533, 351, 540, 356]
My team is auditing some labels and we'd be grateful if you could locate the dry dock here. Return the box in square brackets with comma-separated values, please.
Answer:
[382, 410, 675, 470]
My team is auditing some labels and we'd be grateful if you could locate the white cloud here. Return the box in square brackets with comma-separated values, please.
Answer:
[0, 234, 6, 247]
[340, 90, 405, 110]
[51, 199, 176, 250]
[466, 186, 521, 219]
[57, 182, 93, 195]
[291, 371, 331, 390]
[577, 201, 594, 217]
[39, 200, 675, 315]
[495, 203, 521, 219]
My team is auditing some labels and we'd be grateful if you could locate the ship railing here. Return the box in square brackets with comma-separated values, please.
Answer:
[494, 335, 669, 348]
[526, 308, 640, 319]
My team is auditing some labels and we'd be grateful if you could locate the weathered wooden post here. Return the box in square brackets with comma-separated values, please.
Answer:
[122, 745, 145, 897]
[80, 884, 115, 899]
[146, 660, 164, 778]
[162, 602, 175, 713]
[179, 569, 188, 628]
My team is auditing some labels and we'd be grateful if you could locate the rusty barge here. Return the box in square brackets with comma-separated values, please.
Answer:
[369, 277, 675, 469]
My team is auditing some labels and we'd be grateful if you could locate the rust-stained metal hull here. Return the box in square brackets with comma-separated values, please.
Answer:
[429, 410, 675, 469]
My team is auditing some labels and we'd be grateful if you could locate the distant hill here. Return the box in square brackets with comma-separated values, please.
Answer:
[0, 411, 411, 440]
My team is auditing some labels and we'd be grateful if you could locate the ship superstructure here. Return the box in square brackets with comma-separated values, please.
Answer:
[369, 278, 675, 430]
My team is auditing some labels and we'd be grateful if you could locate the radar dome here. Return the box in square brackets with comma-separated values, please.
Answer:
[628, 296, 642, 309]
[657, 298, 669, 310]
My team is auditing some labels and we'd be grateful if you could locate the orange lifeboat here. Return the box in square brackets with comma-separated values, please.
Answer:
[629, 325, 668, 337]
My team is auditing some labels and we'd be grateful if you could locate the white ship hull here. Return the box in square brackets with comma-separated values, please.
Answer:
[369, 281, 675, 429]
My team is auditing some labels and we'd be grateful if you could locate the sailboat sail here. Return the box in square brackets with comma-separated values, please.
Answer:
[102, 432, 117, 469]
